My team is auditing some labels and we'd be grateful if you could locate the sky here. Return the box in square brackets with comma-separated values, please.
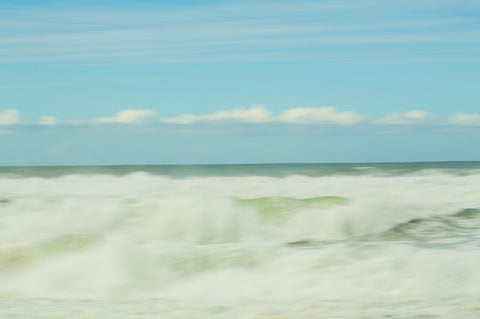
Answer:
[0, 0, 479, 166]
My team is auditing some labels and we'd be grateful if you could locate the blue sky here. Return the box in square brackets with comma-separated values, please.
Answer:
[0, 0, 479, 165]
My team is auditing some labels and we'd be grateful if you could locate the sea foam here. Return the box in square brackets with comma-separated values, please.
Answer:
[1, 166, 480, 318]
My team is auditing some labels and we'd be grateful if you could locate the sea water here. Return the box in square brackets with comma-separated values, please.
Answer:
[1, 162, 480, 318]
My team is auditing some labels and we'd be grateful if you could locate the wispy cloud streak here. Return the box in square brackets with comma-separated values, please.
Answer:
[1, 0, 479, 64]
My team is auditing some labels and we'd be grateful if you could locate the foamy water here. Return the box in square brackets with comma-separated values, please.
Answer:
[1, 163, 480, 318]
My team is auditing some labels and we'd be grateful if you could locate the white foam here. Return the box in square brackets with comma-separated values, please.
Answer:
[0, 170, 480, 317]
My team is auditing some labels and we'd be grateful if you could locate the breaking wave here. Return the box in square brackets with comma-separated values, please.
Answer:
[1, 165, 480, 318]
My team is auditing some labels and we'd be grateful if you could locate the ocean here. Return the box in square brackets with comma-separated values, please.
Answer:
[1, 162, 480, 318]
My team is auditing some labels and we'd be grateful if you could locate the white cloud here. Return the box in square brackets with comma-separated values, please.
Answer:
[3, 107, 480, 137]
[96, 109, 156, 124]
[39, 115, 59, 125]
[165, 113, 199, 125]
[0, 109, 20, 125]
[377, 110, 429, 125]
[280, 107, 363, 124]
[207, 105, 272, 122]
[165, 105, 363, 125]
[449, 113, 480, 126]
[165, 105, 272, 124]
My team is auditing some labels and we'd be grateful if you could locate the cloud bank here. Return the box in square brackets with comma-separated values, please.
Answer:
[165, 105, 363, 125]
[1, 107, 479, 136]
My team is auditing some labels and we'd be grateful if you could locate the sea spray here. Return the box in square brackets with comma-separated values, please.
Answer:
[1, 163, 480, 318]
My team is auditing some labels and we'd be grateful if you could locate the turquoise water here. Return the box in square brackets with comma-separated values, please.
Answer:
[1, 162, 480, 318]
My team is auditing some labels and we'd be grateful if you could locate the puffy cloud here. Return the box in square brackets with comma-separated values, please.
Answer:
[96, 109, 156, 124]
[165, 105, 272, 124]
[449, 113, 480, 126]
[39, 116, 59, 126]
[4, 107, 480, 137]
[165, 105, 363, 125]
[208, 105, 272, 122]
[0, 109, 20, 125]
[377, 110, 429, 125]
[165, 114, 199, 125]
[280, 107, 363, 124]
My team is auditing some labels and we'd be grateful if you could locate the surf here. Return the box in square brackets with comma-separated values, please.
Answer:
[1, 163, 480, 318]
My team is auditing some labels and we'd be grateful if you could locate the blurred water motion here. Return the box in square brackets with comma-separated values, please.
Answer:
[1, 162, 480, 318]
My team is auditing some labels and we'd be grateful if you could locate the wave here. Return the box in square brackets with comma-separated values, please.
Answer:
[1, 171, 480, 303]
[237, 195, 480, 245]
[237, 196, 348, 224]
[1, 171, 479, 243]
[374, 208, 480, 244]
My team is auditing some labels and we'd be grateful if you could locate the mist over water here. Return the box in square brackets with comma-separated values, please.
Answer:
[1, 162, 480, 318]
